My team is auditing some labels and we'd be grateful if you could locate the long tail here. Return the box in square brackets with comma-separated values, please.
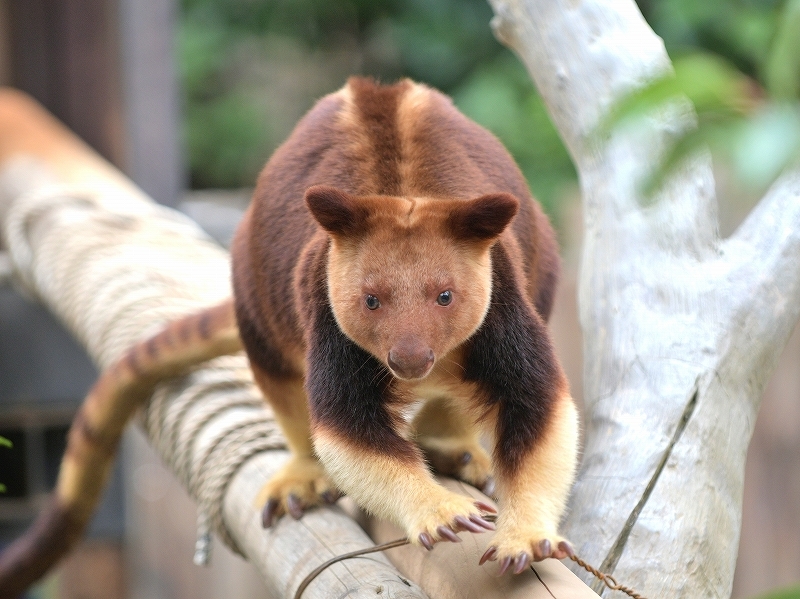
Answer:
[0, 300, 242, 598]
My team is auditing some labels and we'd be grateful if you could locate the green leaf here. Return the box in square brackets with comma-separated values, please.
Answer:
[0, 484, 5, 493]
[602, 52, 758, 136]
[750, 585, 800, 599]
[765, 0, 800, 100]
[0, 436, 12, 448]
[638, 122, 729, 199]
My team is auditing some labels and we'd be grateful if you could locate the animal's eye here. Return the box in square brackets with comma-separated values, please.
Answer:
[437, 290, 453, 306]
[365, 294, 381, 310]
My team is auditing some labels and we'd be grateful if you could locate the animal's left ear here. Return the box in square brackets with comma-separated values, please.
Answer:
[305, 185, 369, 236]
[447, 192, 519, 241]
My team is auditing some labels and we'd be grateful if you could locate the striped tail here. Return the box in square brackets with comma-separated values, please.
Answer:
[0, 300, 242, 598]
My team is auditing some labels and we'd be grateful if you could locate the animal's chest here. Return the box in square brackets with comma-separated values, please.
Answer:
[393, 352, 480, 425]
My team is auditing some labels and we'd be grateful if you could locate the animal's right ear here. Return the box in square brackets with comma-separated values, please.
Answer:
[305, 185, 368, 236]
[447, 192, 519, 241]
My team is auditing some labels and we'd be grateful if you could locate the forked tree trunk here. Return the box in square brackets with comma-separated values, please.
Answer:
[487, 0, 800, 596]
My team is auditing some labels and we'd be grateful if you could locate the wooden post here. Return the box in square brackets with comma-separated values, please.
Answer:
[117, 0, 183, 206]
[3, 0, 126, 167]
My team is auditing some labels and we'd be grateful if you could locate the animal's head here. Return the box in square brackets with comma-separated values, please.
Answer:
[305, 185, 518, 380]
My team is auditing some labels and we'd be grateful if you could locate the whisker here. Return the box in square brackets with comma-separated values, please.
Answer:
[352, 356, 373, 378]
[442, 357, 466, 373]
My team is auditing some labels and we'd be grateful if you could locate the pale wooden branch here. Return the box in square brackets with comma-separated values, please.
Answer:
[487, 0, 800, 596]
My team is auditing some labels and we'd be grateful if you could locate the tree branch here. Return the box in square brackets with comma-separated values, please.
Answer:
[487, 0, 800, 596]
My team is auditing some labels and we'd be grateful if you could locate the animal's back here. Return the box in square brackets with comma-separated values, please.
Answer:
[234, 77, 559, 367]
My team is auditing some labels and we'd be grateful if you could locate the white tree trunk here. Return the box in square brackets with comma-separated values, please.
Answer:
[487, 0, 800, 596]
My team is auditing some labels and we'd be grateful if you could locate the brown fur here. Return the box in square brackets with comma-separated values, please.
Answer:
[0, 78, 578, 595]
[234, 78, 578, 565]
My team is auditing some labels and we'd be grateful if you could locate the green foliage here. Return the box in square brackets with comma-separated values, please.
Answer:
[178, 0, 800, 220]
[607, 0, 800, 198]
[751, 585, 800, 599]
[638, 0, 782, 79]
[766, 0, 800, 99]
[177, 0, 576, 216]
[0, 435, 10, 493]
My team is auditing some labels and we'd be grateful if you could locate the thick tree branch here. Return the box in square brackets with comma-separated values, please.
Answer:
[487, 0, 800, 596]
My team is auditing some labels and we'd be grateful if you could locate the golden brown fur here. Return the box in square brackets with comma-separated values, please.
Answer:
[0, 78, 578, 594]
[235, 77, 578, 569]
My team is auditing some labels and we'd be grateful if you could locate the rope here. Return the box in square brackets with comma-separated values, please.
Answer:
[569, 555, 646, 599]
[142, 359, 285, 561]
[292, 531, 649, 599]
[4, 183, 231, 364]
[2, 183, 286, 564]
[292, 539, 411, 599]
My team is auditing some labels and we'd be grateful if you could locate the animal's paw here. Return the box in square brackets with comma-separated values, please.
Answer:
[406, 492, 496, 550]
[479, 528, 574, 575]
[256, 455, 339, 527]
[418, 436, 495, 496]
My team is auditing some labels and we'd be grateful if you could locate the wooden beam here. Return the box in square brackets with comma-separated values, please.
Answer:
[117, 0, 182, 206]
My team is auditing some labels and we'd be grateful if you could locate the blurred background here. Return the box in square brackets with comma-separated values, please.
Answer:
[0, 0, 798, 598]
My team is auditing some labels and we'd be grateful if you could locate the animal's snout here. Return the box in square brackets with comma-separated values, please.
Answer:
[387, 338, 434, 380]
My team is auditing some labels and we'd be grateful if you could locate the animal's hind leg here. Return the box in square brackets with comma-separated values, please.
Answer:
[412, 397, 494, 495]
[250, 366, 338, 526]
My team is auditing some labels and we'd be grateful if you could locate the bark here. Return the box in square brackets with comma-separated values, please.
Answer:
[487, 0, 800, 596]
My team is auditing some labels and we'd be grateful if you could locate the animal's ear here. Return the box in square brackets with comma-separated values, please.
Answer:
[305, 185, 368, 236]
[447, 192, 519, 241]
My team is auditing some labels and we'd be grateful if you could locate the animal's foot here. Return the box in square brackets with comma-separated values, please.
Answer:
[479, 528, 574, 575]
[418, 436, 495, 496]
[256, 455, 339, 527]
[407, 491, 496, 550]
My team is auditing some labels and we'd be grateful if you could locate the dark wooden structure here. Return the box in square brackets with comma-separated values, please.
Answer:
[0, 0, 181, 206]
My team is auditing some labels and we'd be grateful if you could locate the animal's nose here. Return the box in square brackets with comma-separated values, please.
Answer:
[387, 339, 434, 380]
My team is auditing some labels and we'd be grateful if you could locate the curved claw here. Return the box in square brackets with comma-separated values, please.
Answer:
[534, 538, 552, 561]
[497, 556, 513, 576]
[287, 493, 304, 520]
[556, 540, 575, 559]
[469, 513, 495, 531]
[436, 526, 461, 543]
[320, 489, 340, 504]
[261, 498, 280, 528]
[454, 515, 485, 533]
[513, 552, 531, 574]
[419, 532, 435, 551]
[459, 451, 473, 464]
[479, 546, 498, 565]
[481, 476, 496, 497]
